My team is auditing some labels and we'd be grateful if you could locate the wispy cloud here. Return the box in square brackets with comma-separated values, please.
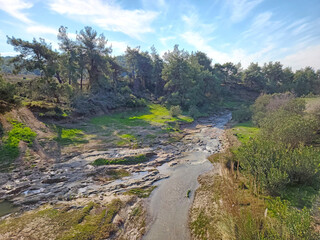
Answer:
[160, 36, 176, 46]
[48, 0, 159, 39]
[282, 44, 320, 70]
[109, 40, 128, 55]
[226, 0, 264, 23]
[0, 0, 33, 23]
[26, 25, 58, 35]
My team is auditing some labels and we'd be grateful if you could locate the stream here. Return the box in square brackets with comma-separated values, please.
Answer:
[144, 112, 231, 240]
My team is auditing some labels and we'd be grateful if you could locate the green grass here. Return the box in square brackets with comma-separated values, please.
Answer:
[92, 153, 152, 166]
[90, 104, 193, 129]
[0, 200, 124, 240]
[116, 133, 138, 147]
[105, 169, 130, 180]
[125, 186, 157, 198]
[0, 120, 37, 170]
[54, 127, 88, 146]
[231, 121, 260, 144]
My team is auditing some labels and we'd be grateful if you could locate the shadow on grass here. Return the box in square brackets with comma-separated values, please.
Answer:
[89, 104, 193, 129]
[53, 127, 89, 146]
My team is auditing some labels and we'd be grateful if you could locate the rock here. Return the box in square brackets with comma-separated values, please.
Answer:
[169, 162, 177, 167]
[113, 214, 123, 226]
[42, 177, 68, 184]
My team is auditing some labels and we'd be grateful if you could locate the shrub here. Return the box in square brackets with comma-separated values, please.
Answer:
[169, 105, 182, 117]
[252, 93, 295, 126]
[260, 110, 318, 147]
[188, 105, 200, 118]
[0, 75, 17, 113]
[236, 139, 320, 195]
[232, 105, 252, 122]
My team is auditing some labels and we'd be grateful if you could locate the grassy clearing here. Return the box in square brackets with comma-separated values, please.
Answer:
[92, 153, 153, 166]
[53, 127, 88, 146]
[125, 186, 157, 198]
[90, 104, 193, 129]
[0, 120, 36, 171]
[0, 200, 123, 240]
[230, 121, 259, 144]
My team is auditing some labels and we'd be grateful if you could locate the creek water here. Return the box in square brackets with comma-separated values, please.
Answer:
[144, 113, 231, 240]
[0, 200, 19, 218]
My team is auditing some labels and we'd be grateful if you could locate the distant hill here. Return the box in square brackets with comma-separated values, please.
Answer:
[1, 56, 40, 75]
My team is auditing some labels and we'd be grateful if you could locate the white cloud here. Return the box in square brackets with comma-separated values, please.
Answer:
[181, 30, 275, 67]
[160, 36, 176, 46]
[281, 44, 320, 71]
[226, 0, 264, 23]
[0, 51, 17, 57]
[109, 40, 128, 55]
[48, 0, 159, 39]
[0, 0, 33, 23]
[26, 25, 58, 35]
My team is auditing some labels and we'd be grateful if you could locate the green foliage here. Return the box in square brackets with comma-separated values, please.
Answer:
[92, 154, 151, 166]
[236, 139, 320, 195]
[232, 105, 252, 122]
[231, 121, 260, 144]
[105, 169, 130, 180]
[251, 92, 294, 126]
[125, 186, 157, 198]
[54, 127, 88, 146]
[0, 120, 36, 170]
[0, 75, 17, 113]
[261, 110, 318, 147]
[169, 105, 182, 117]
[90, 104, 192, 129]
[188, 105, 201, 118]
[267, 198, 314, 239]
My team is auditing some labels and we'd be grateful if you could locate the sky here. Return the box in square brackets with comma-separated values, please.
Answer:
[0, 0, 320, 70]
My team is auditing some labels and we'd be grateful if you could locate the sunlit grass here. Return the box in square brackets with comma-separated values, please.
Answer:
[90, 104, 193, 128]
[54, 127, 88, 146]
[231, 121, 259, 144]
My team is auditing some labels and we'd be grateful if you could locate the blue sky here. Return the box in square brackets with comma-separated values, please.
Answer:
[0, 0, 320, 70]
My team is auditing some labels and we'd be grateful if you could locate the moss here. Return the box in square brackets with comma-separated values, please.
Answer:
[0, 120, 37, 170]
[125, 186, 157, 198]
[92, 154, 152, 166]
[53, 127, 88, 146]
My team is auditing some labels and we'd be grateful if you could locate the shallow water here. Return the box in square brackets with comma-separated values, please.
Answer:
[144, 113, 231, 240]
[144, 152, 212, 240]
[0, 200, 19, 217]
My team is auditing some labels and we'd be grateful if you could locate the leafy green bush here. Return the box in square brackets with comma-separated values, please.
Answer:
[0, 75, 17, 113]
[252, 93, 295, 126]
[260, 110, 318, 147]
[267, 198, 314, 239]
[232, 105, 252, 122]
[169, 105, 182, 117]
[188, 105, 200, 118]
[236, 139, 320, 195]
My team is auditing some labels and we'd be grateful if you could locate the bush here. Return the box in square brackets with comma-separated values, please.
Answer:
[252, 93, 295, 126]
[232, 105, 252, 122]
[236, 139, 320, 195]
[169, 105, 182, 117]
[260, 110, 318, 147]
[0, 75, 17, 113]
[188, 105, 200, 118]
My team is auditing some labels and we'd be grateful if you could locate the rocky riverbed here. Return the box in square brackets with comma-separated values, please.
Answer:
[0, 111, 231, 239]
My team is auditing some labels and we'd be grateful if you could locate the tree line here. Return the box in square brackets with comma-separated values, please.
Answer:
[1, 26, 320, 115]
